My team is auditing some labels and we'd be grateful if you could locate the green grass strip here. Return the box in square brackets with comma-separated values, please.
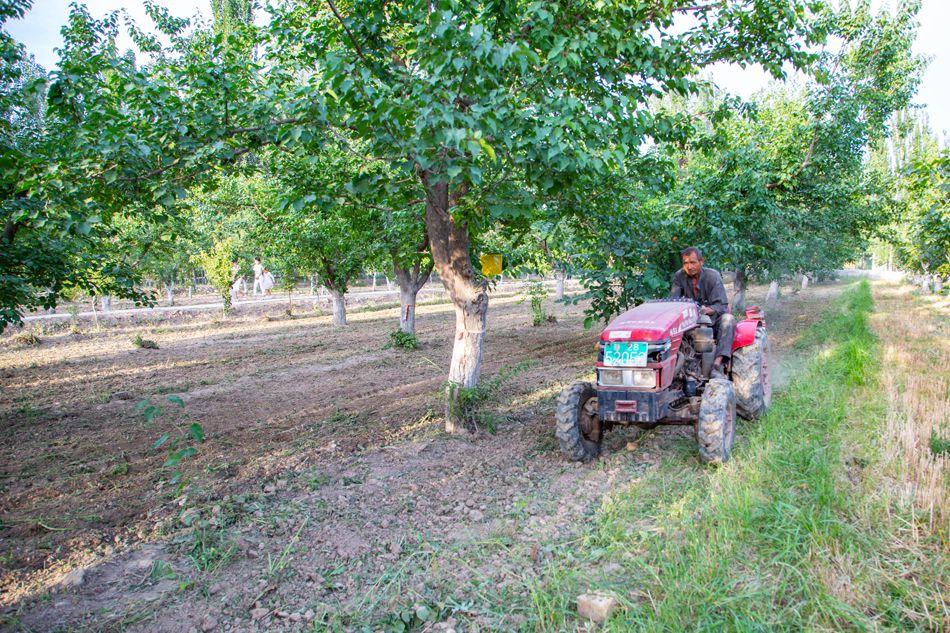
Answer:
[528, 281, 902, 631]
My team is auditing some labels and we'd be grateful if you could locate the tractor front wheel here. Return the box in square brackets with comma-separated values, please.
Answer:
[555, 381, 602, 462]
[696, 378, 737, 465]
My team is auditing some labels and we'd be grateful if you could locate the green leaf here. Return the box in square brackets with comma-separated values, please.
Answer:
[188, 423, 205, 443]
[167, 395, 185, 407]
[152, 433, 170, 449]
[414, 605, 431, 621]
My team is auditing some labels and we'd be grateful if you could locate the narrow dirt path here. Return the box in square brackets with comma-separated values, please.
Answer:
[1, 281, 850, 631]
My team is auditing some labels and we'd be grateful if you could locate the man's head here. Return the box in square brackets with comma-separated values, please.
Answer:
[680, 247, 704, 278]
[254, 256, 261, 263]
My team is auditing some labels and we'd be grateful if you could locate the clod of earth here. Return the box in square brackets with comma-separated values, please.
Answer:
[576, 591, 618, 622]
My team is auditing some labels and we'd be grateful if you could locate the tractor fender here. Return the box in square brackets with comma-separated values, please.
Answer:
[732, 318, 763, 352]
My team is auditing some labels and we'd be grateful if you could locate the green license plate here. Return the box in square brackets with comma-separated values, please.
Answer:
[603, 341, 649, 367]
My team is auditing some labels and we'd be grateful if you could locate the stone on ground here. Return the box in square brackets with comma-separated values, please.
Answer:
[576, 591, 618, 622]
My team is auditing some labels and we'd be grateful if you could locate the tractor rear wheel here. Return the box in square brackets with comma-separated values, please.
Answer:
[555, 381, 602, 462]
[732, 327, 771, 420]
[696, 378, 737, 465]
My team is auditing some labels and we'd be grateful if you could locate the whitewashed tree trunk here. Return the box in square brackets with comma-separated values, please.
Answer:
[394, 260, 432, 335]
[399, 287, 417, 333]
[188, 285, 193, 298]
[801, 274, 809, 291]
[330, 289, 347, 326]
[554, 270, 566, 301]
[934, 275, 944, 293]
[385, 275, 393, 291]
[765, 280, 780, 306]
[310, 275, 316, 295]
[165, 282, 175, 306]
[372, 273, 377, 291]
[920, 274, 931, 294]
[101, 295, 112, 313]
[90, 297, 99, 330]
[423, 176, 488, 432]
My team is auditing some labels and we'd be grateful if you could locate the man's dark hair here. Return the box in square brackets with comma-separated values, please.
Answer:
[254, 256, 261, 262]
[680, 246, 703, 260]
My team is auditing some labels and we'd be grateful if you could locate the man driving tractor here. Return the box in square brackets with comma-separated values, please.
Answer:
[669, 247, 735, 374]
[554, 245, 769, 464]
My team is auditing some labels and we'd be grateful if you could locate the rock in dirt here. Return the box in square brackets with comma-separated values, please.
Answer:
[576, 592, 618, 623]
[200, 615, 218, 632]
[110, 391, 134, 401]
[468, 509, 484, 522]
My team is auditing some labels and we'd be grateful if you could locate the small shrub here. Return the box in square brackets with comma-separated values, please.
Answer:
[132, 334, 159, 349]
[447, 360, 537, 433]
[136, 395, 204, 487]
[384, 329, 420, 350]
[521, 280, 549, 326]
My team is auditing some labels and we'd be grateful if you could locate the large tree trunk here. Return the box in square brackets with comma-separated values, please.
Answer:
[423, 176, 488, 433]
[330, 289, 347, 326]
[731, 268, 747, 313]
[101, 295, 112, 313]
[165, 282, 175, 306]
[394, 260, 432, 335]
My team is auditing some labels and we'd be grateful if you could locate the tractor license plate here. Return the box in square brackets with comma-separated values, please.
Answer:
[603, 341, 649, 367]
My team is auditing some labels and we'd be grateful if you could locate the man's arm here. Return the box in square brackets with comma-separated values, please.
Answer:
[704, 270, 729, 316]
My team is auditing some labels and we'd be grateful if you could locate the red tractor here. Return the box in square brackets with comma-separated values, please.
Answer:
[555, 299, 771, 464]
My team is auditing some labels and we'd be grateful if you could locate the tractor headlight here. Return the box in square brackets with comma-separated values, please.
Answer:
[598, 368, 625, 386]
[598, 368, 656, 389]
[628, 368, 656, 388]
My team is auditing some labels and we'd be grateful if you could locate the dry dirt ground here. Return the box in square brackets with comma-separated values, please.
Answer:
[0, 281, 848, 632]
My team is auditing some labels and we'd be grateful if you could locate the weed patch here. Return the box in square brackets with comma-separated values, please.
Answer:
[384, 329, 420, 350]
[132, 334, 159, 349]
[447, 360, 537, 433]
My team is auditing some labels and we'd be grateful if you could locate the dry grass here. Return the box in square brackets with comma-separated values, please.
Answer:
[871, 283, 949, 539]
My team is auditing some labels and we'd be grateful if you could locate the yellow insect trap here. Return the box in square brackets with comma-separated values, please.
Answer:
[479, 253, 502, 277]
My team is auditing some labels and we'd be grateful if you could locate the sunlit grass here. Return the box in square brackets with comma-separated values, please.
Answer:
[523, 280, 947, 630]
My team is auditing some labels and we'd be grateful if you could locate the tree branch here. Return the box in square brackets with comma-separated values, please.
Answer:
[325, 0, 369, 66]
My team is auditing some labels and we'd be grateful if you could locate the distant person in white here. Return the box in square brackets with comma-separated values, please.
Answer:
[260, 267, 276, 295]
[252, 256, 264, 295]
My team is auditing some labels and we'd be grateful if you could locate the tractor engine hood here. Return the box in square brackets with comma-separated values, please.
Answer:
[600, 300, 700, 343]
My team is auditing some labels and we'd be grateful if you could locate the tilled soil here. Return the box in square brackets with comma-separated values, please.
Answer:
[0, 281, 847, 631]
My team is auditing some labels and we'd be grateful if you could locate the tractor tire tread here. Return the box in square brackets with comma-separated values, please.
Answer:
[555, 381, 601, 462]
[732, 328, 771, 420]
[697, 378, 736, 465]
